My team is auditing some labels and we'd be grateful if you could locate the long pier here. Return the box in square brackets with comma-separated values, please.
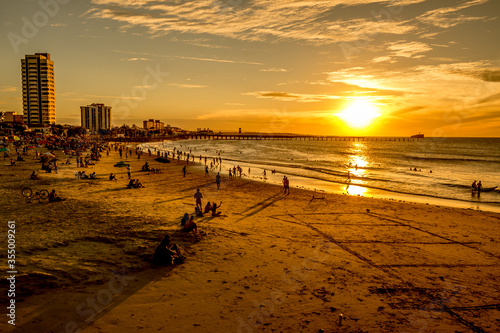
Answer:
[184, 134, 422, 141]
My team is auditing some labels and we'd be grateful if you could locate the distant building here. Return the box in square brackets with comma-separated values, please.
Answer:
[80, 103, 111, 132]
[143, 119, 164, 131]
[3, 111, 24, 123]
[21, 53, 56, 125]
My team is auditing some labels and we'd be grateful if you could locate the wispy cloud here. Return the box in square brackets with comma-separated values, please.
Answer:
[173, 55, 262, 65]
[166, 83, 207, 88]
[0, 86, 18, 93]
[86, 0, 421, 45]
[112, 50, 260, 65]
[244, 91, 342, 103]
[121, 57, 150, 61]
[373, 40, 432, 63]
[417, 0, 490, 28]
[259, 68, 287, 72]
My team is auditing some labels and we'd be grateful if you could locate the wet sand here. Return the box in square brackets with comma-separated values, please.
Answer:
[1, 145, 500, 333]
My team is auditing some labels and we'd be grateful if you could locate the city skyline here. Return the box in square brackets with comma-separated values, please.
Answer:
[1, 0, 500, 136]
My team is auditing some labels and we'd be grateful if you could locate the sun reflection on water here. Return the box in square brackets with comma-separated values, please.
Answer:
[345, 184, 367, 196]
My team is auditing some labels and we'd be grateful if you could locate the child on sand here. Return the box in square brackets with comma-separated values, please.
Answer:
[48, 190, 66, 202]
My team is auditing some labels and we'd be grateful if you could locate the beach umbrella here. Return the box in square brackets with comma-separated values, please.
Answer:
[154, 157, 170, 163]
[0, 147, 10, 152]
[114, 161, 130, 168]
[42, 152, 55, 157]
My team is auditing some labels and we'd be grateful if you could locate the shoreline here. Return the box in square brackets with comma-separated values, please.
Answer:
[2, 143, 500, 332]
[141, 140, 500, 214]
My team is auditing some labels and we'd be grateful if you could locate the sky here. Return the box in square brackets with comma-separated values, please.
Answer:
[1, 0, 499, 136]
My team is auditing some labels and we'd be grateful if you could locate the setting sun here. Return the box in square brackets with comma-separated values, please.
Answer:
[338, 99, 381, 129]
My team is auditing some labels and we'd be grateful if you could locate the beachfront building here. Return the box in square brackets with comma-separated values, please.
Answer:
[21, 53, 56, 125]
[2, 111, 24, 123]
[80, 103, 111, 133]
[143, 119, 164, 131]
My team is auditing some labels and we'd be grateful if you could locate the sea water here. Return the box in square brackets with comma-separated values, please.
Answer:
[142, 137, 500, 213]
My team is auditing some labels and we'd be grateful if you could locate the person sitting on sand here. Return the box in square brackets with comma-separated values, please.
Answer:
[212, 202, 222, 217]
[142, 162, 150, 171]
[90, 172, 97, 179]
[153, 234, 185, 266]
[66, 158, 71, 164]
[80, 171, 89, 179]
[48, 190, 66, 202]
[127, 179, 135, 188]
[10, 159, 16, 166]
[195, 206, 204, 217]
[133, 179, 144, 188]
[180, 213, 189, 226]
[204, 201, 212, 214]
[17, 155, 24, 161]
[184, 216, 198, 233]
[109, 173, 117, 181]
[30, 171, 40, 180]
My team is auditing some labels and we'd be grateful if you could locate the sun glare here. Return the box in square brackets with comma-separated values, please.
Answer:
[338, 99, 381, 129]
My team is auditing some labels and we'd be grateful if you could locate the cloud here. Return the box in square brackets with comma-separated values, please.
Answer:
[372, 40, 432, 63]
[387, 41, 432, 58]
[121, 57, 149, 61]
[259, 68, 287, 72]
[0, 86, 18, 93]
[174, 55, 262, 65]
[244, 91, 342, 103]
[50, 23, 68, 27]
[166, 83, 207, 88]
[86, 0, 420, 45]
[113, 49, 261, 65]
[417, 61, 500, 82]
[417, 0, 490, 28]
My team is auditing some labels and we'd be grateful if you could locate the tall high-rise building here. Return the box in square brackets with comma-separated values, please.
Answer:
[21, 53, 56, 125]
[80, 103, 111, 133]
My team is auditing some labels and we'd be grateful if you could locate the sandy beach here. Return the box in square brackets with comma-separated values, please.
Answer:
[1, 144, 500, 333]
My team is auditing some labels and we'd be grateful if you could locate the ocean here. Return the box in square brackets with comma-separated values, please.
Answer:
[141, 137, 500, 213]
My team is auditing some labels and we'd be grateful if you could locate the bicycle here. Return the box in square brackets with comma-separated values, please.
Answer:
[22, 187, 49, 203]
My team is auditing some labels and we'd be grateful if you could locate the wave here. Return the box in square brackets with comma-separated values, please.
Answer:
[402, 155, 500, 163]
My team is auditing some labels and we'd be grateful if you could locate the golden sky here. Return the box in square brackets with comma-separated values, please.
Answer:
[1, 0, 499, 136]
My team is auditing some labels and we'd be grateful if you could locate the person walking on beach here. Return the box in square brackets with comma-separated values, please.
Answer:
[283, 176, 290, 194]
[477, 181, 483, 196]
[127, 165, 131, 179]
[216, 172, 221, 190]
[194, 189, 203, 211]
[182, 165, 187, 177]
[282, 175, 290, 194]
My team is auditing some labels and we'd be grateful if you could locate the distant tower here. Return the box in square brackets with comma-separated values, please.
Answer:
[80, 103, 111, 133]
[21, 53, 56, 125]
